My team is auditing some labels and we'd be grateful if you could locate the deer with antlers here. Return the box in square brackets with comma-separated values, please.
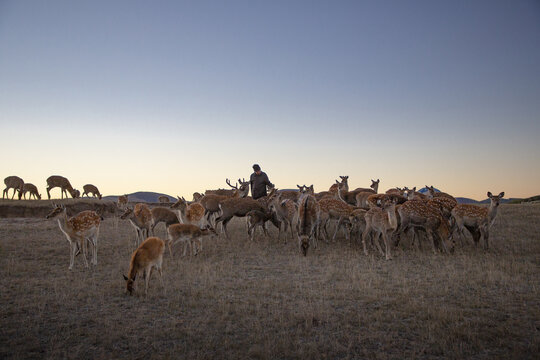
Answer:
[120, 203, 154, 246]
[451, 191, 504, 250]
[46, 203, 101, 269]
[21, 183, 41, 200]
[166, 224, 217, 257]
[82, 184, 102, 199]
[3, 176, 24, 200]
[200, 178, 250, 226]
[46, 175, 80, 199]
[123, 236, 165, 296]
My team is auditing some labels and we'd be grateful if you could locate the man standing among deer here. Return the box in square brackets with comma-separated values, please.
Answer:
[250, 164, 273, 200]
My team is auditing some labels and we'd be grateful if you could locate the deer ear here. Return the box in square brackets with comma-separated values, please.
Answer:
[177, 196, 181, 200]
[123, 274, 128, 281]
[412, 187, 416, 192]
[377, 179, 380, 183]
[487, 191, 492, 198]
[499, 192, 505, 198]
[336, 180, 340, 184]
[297, 185, 302, 189]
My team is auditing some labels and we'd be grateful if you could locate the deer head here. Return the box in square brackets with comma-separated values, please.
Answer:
[120, 208, 134, 220]
[487, 191, 505, 207]
[123, 273, 136, 295]
[46, 203, 65, 219]
[371, 179, 380, 192]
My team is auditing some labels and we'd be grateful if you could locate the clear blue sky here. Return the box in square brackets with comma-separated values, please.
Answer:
[1, 0, 539, 199]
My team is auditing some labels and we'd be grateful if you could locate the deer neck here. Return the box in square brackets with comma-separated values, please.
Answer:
[57, 210, 73, 237]
[488, 202, 499, 226]
[386, 206, 398, 230]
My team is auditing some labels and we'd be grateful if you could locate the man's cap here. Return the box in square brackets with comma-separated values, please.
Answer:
[252, 164, 261, 171]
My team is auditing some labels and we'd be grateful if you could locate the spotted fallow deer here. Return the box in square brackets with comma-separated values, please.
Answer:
[426, 185, 457, 202]
[150, 207, 179, 235]
[328, 175, 349, 194]
[82, 184, 102, 199]
[46, 175, 80, 199]
[120, 203, 154, 245]
[270, 193, 298, 241]
[171, 196, 206, 227]
[46, 204, 101, 269]
[166, 224, 217, 257]
[451, 191, 504, 250]
[3, 176, 24, 200]
[297, 191, 320, 256]
[362, 197, 398, 260]
[352, 179, 380, 194]
[405, 187, 428, 201]
[123, 236, 165, 296]
[337, 181, 378, 206]
[21, 183, 41, 200]
[317, 196, 356, 242]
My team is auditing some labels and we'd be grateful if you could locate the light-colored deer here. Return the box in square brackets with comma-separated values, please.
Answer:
[328, 175, 349, 194]
[317, 196, 356, 242]
[269, 193, 298, 241]
[425, 185, 457, 202]
[158, 195, 170, 204]
[3, 176, 24, 200]
[451, 191, 504, 250]
[21, 183, 41, 200]
[82, 184, 102, 199]
[46, 175, 80, 199]
[117, 194, 129, 209]
[297, 191, 320, 256]
[362, 197, 398, 260]
[120, 203, 154, 245]
[171, 196, 206, 227]
[46, 203, 101, 269]
[123, 236, 165, 296]
[166, 224, 217, 257]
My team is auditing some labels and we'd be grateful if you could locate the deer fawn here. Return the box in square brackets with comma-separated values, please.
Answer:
[46, 204, 101, 269]
[120, 203, 154, 245]
[362, 198, 398, 260]
[82, 184, 102, 199]
[297, 192, 320, 256]
[123, 236, 165, 296]
[46, 175, 80, 199]
[451, 191, 504, 250]
[167, 224, 217, 257]
[21, 183, 41, 200]
[3, 176, 24, 200]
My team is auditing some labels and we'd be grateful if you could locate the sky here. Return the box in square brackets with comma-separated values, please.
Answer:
[1, 0, 539, 200]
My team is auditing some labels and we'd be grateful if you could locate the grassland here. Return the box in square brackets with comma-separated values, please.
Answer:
[0, 201, 539, 359]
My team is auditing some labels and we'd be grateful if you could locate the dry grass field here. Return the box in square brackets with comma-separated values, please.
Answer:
[0, 201, 539, 359]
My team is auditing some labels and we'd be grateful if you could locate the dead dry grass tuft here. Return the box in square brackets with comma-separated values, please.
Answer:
[0, 204, 539, 359]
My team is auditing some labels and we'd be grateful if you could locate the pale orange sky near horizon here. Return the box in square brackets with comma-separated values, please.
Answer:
[1, 1, 539, 200]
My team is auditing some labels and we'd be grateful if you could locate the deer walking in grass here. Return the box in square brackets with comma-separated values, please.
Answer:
[297, 192, 320, 256]
[46, 175, 80, 199]
[451, 191, 504, 250]
[46, 204, 101, 270]
[82, 184, 102, 199]
[120, 203, 153, 246]
[123, 237, 165, 296]
[3, 176, 24, 200]
[21, 183, 41, 200]
[362, 198, 399, 260]
[166, 224, 217, 257]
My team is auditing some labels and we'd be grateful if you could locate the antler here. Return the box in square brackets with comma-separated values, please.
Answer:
[226, 178, 238, 189]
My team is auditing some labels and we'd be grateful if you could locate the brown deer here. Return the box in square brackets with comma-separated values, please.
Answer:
[426, 185, 457, 202]
[167, 224, 217, 257]
[21, 183, 41, 200]
[171, 196, 206, 226]
[349, 208, 368, 243]
[385, 187, 406, 196]
[120, 203, 153, 245]
[205, 178, 249, 196]
[82, 184, 102, 199]
[150, 207, 179, 235]
[46, 175, 80, 199]
[246, 209, 281, 241]
[337, 182, 376, 206]
[352, 179, 380, 193]
[405, 187, 428, 201]
[362, 197, 398, 260]
[192, 192, 204, 202]
[214, 196, 266, 240]
[297, 192, 320, 256]
[366, 193, 407, 209]
[123, 237, 165, 296]
[317, 197, 356, 242]
[46, 204, 101, 269]
[328, 175, 349, 194]
[117, 194, 129, 209]
[451, 191, 504, 249]
[158, 195, 170, 204]
[3, 176, 24, 200]
[270, 194, 298, 241]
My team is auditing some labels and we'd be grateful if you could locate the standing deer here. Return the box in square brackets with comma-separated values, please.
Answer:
[150, 207, 180, 235]
[166, 224, 217, 257]
[21, 183, 41, 200]
[46, 204, 101, 269]
[117, 194, 129, 209]
[317, 196, 356, 242]
[171, 196, 206, 227]
[46, 175, 80, 199]
[205, 178, 249, 196]
[120, 203, 154, 246]
[352, 179, 380, 193]
[270, 193, 298, 241]
[297, 191, 320, 256]
[246, 209, 281, 242]
[214, 196, 266, 240]
[201, 179, 250, 226]
[362, 198, 398, 260]
[82, 184, 102, 199]
[328, 175, 349, 194]
[123, 237, 165, 296]
[3, 176, 24, 200]
[451, 191, 504, 250]
[158, 195, 170, 204]
[425, 185, 457, 202]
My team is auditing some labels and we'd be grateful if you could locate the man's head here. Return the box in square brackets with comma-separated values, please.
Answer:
[252, 164, 261, 174]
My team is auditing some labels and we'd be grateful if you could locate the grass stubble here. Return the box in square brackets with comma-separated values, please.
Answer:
[0, 203, 538, 359]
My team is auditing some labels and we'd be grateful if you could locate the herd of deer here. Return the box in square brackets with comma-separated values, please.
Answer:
[4, 174, 505, 295]
[2, 175, 102, 201]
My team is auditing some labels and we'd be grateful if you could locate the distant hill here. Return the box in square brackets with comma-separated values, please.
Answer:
[102, 192, 176, 203]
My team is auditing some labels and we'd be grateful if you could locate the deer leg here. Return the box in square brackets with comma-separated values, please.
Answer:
[361, 227, 370, 256]
[373, 233, 385, 257]
[382, 232, 392, 260]
[481, 226, 489, 250]
[332, 217, 343, 242]
[80, 237, 89, 268]
[69, 242, 77, 270]
[145, 267, 153, 295]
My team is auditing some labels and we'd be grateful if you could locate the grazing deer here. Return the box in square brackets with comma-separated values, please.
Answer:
[3, 176, 24, 200]
[46, 204, 101, 269]
[120, 203, 153, 245]
[158, 195, 170, 204]
[451, 191, 504, 250]
[150, 207, 179, 235]
[21, 183, 41, 200]
[362, 198, 398, 260]
[167, 224, 217, 257]
[46, 175, 80, 199]
[82, 184, 102, 199]
[171, 196, 206, 227]
[123, 237, 165, 296]
[297, 192, 320, 256]
[270, 194, 298, 241]
[397, 199, 451, 254]
[117, 194, 129, 209]
[317, 197, 356, 242]
[352, 179, 380, 193]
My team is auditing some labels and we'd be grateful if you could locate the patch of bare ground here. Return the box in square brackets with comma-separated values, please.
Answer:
[0, 204, 538, 359]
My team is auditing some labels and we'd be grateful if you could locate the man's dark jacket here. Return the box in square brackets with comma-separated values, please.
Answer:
[250, 172, 273, 200]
